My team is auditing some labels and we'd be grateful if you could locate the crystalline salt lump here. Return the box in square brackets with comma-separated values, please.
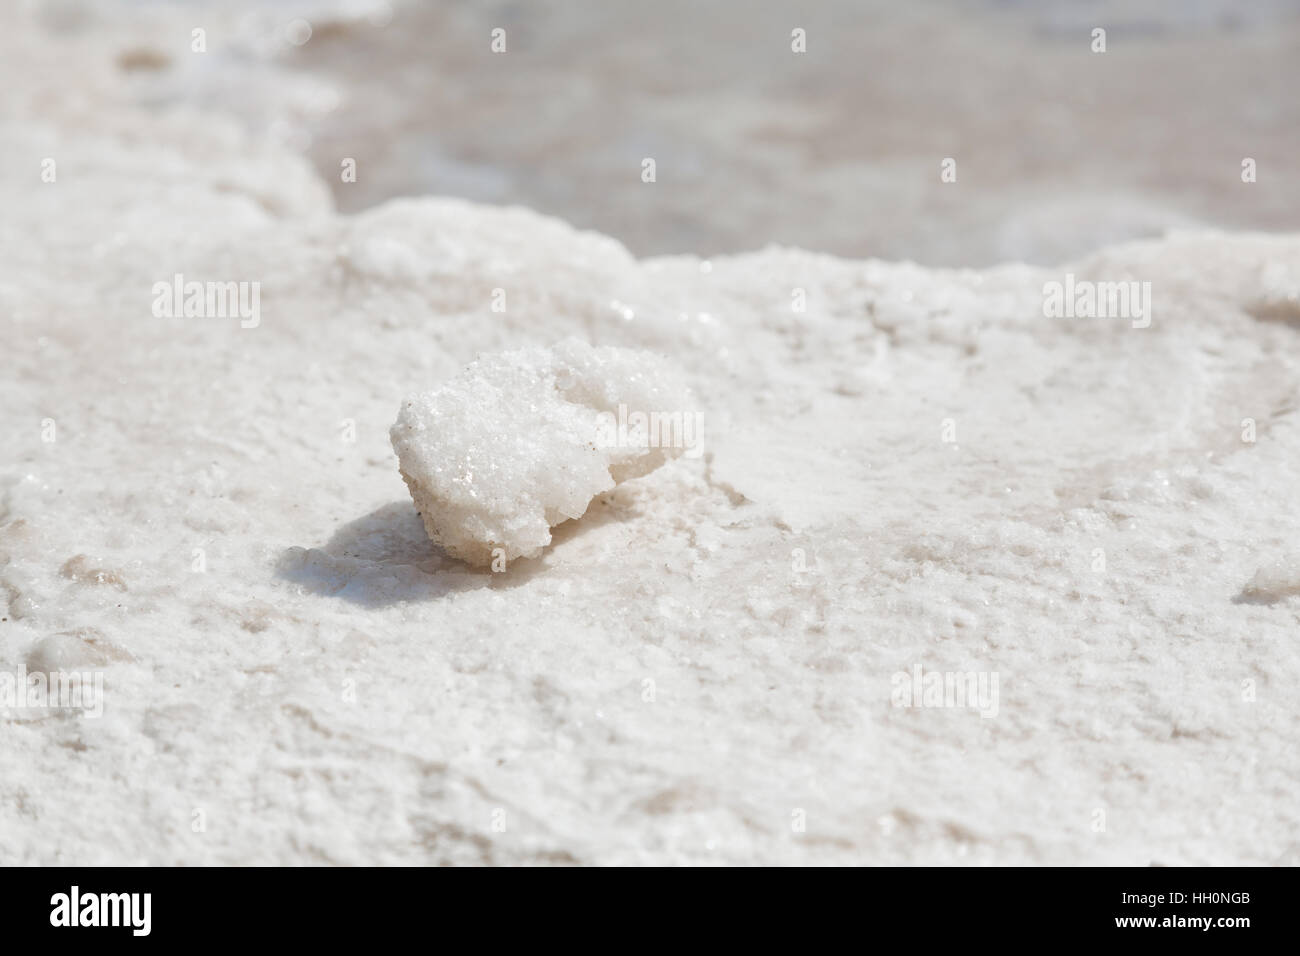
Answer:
[390, 339, 700, 567]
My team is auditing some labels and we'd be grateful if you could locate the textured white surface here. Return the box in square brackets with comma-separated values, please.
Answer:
[2, 4, 1299, 866]
[391, 341, 695, 566]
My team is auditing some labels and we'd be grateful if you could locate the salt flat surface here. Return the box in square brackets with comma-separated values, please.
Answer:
[36, 0, 1300, 264]
[2, 4, 1299, 866]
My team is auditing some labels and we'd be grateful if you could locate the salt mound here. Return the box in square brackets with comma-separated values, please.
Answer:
[390, 339, 700, 567]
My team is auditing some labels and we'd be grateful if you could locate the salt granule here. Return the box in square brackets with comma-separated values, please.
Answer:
[390, 339, 699, 567]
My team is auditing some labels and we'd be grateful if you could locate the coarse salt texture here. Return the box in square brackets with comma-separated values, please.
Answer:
[390, 340, 699, 566]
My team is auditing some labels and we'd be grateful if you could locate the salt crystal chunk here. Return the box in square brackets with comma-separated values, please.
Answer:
[1242, 553, 1300, 602]
[390, 339, 700, 567]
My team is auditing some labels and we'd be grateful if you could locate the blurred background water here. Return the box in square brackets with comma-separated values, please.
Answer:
[38, 0, 1300, 265]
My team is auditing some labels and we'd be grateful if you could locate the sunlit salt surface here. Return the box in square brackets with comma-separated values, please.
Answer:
[1, 0, 1298, 866]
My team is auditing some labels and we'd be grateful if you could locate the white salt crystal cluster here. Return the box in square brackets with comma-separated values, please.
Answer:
[390, 339, 700, 567]
[1243, 553, 1300, 602]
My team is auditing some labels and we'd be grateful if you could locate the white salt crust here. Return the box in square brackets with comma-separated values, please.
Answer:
[390, 341, 697, 566]
[5, 4, 1300, 866]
